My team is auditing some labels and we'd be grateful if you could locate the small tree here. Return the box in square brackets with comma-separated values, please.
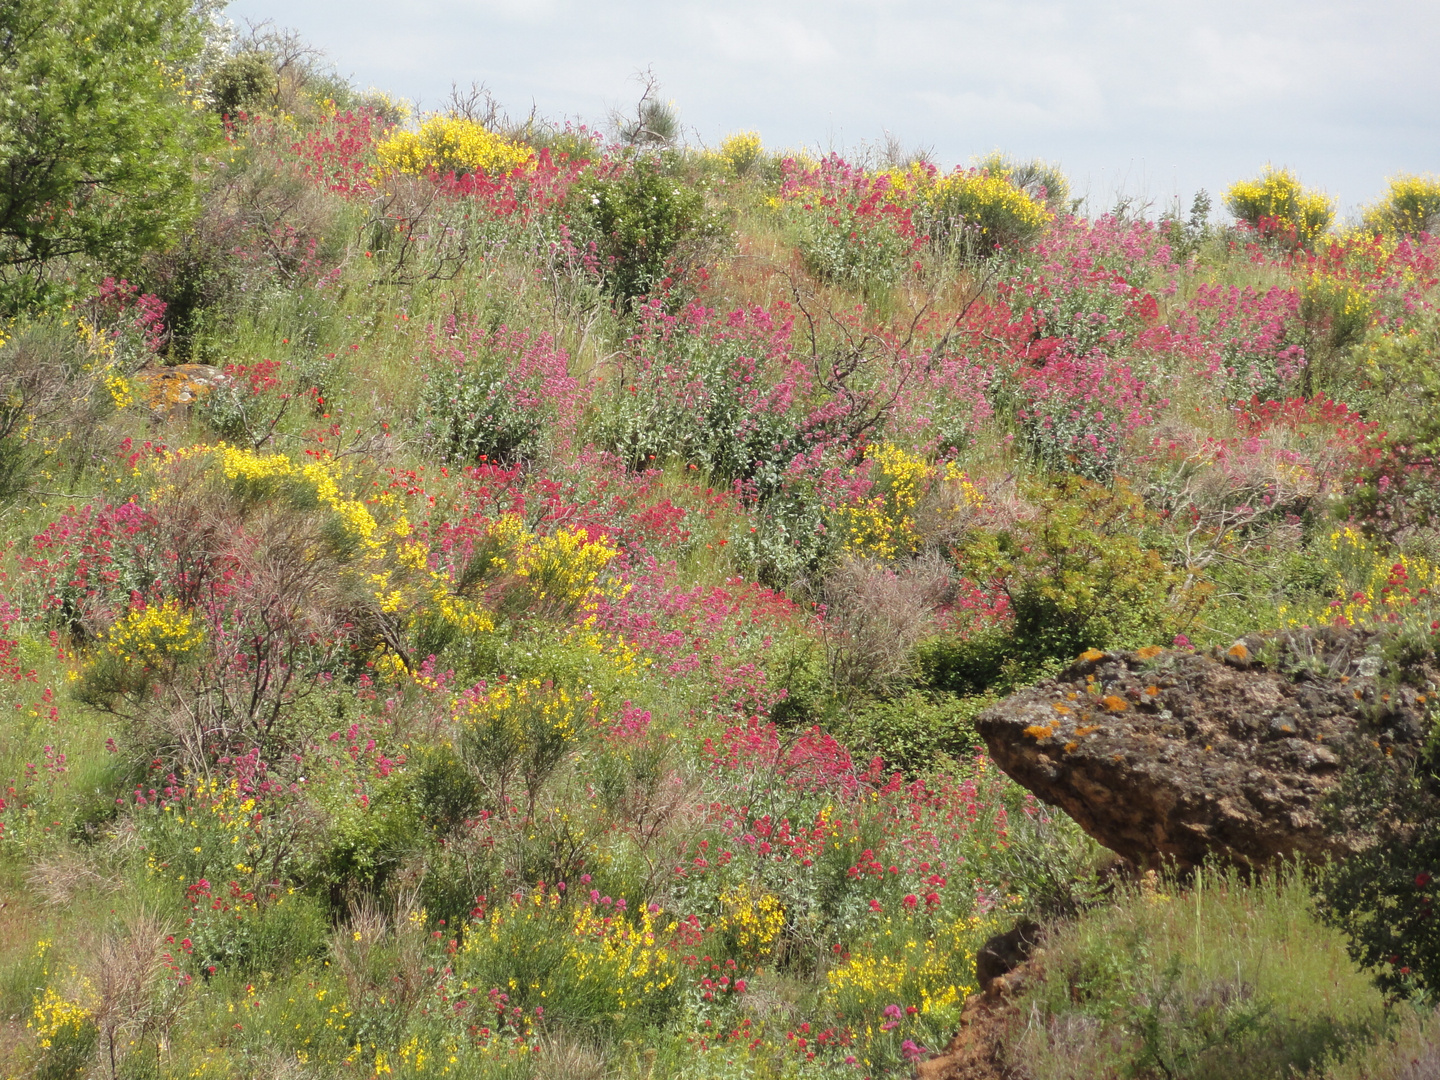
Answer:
[0, 0, 213, 311]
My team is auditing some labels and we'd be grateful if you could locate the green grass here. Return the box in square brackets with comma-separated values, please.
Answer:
[1008, 868, 1391, 1080]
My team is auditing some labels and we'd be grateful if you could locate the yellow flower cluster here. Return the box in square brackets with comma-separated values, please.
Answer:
[104, 600, 204, 666]
[29, 987, 93, 1050]
[457, 676, 586, 746]
[923, 169, 1053, 243]
[718, 131, 764, 177]
[1279, 527, 1440, 628]
[506, 522, 620, 616]
[718, 883, 786, 958]
[825, 914, 980, 1018]
[1363, 173, 1440, 237]
[105, 372, 134, 409]
[215, 445, 379, 546]
[376, 115, 533, 178]
[843, 443, 933, 559]
[1224, 166, 1334, 244]
[567, 903, 677, 1009]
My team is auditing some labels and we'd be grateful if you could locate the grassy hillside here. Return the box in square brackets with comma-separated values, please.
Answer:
[1, 32, 1439, 1080]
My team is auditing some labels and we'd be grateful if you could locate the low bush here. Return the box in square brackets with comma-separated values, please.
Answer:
[567, 155, 724, 305]
[1225, 165, 1335, 247]
[835, 690, 985, 776]
[1363, 174, 1440, 237]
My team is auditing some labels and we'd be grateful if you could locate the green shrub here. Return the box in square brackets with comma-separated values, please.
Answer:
[957, 478, 1198, 673]
[836, 691, 985, 776]
[0, 0, 214, 311]
[1315, 698, 1440, 998]
[209, 50, 279, 117]
[568, 155, 723, 305]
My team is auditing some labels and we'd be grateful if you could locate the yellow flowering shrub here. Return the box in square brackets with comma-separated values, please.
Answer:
[504, 522, 620, 619]
[922, 169, 1054, 252]
[103, 600, 204, 666]
[29, 986, 94, 1050]
[1363, 173, 1440, 237]
[1225, 166, 1334, 245]
[843, 443, 933, 560]
[1299, 268, 1373, 353]
[454, 677, 594, 810]
[719, 130, 765, 177]
[214, 445, 379, 546]
[375, 115, 532, 178]
[717, 882, 786, 960]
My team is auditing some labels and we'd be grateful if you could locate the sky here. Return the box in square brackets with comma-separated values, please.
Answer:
[223, 0, 1439, 218]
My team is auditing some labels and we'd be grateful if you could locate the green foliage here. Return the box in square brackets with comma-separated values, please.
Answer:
[409, 744, 485, 835]
[918, 624, 1039, 697]
[309, 773, 426, 903]
[959, 478, 1195, 672]
[1011, 869, 1389, 1080]
[1315, 705, 1440, 998]
[0, 0, 214, 311]
[792, 198, 916, 297]
[836, 691, 985, 776]
[568, 156, 723, 305]
[208, 50, 279, 117]
[421, 350, 546, 466]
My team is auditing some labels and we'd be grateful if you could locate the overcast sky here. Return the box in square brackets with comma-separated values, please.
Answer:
[224, 0, 1438, 218]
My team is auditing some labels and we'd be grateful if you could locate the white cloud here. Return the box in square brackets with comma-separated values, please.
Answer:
[224, 0, 1440, 206]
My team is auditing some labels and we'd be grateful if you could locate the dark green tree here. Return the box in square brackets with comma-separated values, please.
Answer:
[0, 0, 213, 311]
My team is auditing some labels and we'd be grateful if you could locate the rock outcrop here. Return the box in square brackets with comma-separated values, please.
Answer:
[976, 628, 1433, 870]
[132, 364, 233, 414]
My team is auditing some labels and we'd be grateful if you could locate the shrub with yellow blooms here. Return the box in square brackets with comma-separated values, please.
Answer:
[1225, 166, 1334, 246]
[375, 114, 532, 178]
[843, 444, 933, 560]
[455, 677, 595, 813]
[719, 130, 765, 178]
[1363, 173, 1440, 237]
[919, 168, 1054, 254]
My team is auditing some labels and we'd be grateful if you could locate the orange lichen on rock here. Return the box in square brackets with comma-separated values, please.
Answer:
[1227, 642, 1251, 662]
[1023, 724, 1056, 740]
[1079, 648, 1105, 662]
[1101, 695, 1128, 712]
[1135, 645, 1164, 660]
[1052, 703, 1072, 715]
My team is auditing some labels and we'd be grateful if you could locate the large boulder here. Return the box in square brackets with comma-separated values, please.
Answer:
[976, 628, 1432, 870]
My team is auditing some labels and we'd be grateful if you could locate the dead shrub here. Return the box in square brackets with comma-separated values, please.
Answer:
[820, 553, 953, 696]
[84, 910, 185, 1080]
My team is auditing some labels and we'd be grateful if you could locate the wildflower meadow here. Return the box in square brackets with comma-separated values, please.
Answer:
[2, 9, 1440, 1080]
